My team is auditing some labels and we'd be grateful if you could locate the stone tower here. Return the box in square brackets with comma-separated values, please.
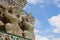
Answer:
[0, 0, 35, 40]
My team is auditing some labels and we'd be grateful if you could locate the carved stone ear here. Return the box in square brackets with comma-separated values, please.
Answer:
[0, 21, 4, 26]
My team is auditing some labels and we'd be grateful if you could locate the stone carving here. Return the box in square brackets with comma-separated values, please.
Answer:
[0, 0, 35, 40]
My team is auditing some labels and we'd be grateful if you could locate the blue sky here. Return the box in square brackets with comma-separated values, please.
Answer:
[23, 0, 60, 40]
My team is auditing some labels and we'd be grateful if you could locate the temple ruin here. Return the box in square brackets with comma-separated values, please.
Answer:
[0, 0, 35, 40]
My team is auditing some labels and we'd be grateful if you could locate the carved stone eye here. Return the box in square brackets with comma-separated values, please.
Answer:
[0, 12, 2, 17]
[8, 8, 12, 14]
[8, 10, 12, 13]
[0, 12, 1, 14]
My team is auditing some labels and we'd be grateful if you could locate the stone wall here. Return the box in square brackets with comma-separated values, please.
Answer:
[0, 0, 35, 40]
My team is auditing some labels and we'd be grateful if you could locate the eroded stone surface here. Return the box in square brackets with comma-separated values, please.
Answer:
[0, 0, 35, 40]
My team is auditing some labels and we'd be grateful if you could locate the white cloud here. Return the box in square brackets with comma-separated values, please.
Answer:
[26, 0, 50, 8]
[53, 28, 60, 33]
[47, 34, 60, 40]
[48, 14, 60, 27]
[52, 38, 60, 40]
[48, 14, 60, 33]
[34, 28, 49, 40]
[26, 0, 60, 8]
[26, 0, 39, 4]
[34, 19, 41, 35]
[35, 35, 49, 40]
[34, 19, 49, 40]
[34, 29, 40, 33]
[49, 37, 60, 40]
[54, 0, 60, 8]
[34, 19, 41, 29]
[47, 34, 55, 38]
